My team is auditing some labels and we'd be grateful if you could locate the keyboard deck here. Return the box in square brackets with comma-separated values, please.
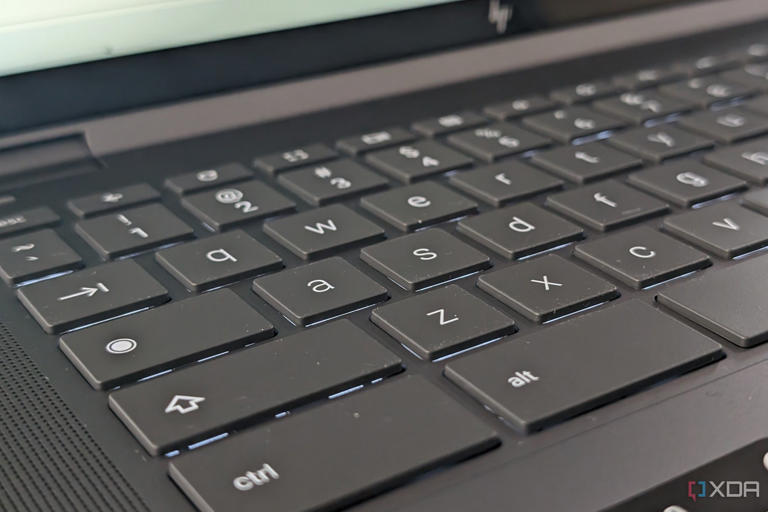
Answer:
[5, 33, 768, 512]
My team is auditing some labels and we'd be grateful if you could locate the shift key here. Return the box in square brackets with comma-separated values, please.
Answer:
[444, 300, 723, 434]
[168, 376, 499, 512]
[109, 320, 403, 455]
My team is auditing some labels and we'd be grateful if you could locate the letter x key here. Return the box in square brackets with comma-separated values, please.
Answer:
[529, 275, 563, 291]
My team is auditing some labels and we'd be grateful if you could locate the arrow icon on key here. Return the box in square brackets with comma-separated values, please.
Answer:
[57, 282, 109, 301]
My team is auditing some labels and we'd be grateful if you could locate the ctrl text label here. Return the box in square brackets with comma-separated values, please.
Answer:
[233, 463, 280, 491]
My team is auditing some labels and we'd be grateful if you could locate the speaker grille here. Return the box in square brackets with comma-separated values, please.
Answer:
[0, 323, 149, 512]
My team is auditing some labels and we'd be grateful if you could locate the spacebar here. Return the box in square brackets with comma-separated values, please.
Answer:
[168, 376, 499, 512]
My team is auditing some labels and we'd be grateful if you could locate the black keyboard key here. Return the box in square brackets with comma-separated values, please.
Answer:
[657, 253, 768, 347]
[721, 64, 768, 91]
[165, 163, 252, 195]
[742, 188, 768, 214]
[0, 229, 82, 285]
[444, 300, 723, 433]
[168, 376, 498, 512]
[361, 182, 477, 232]
[545, 180, 668, 231]
[16, 260, 168, 334]
[612, 66, 685, 90]
[448, 160, 563, 206]
[371, 284, 515, 360]
[446, 122, 551, 162]
[703, 137, 768, 183]
[530, 141, 642, 184]
[277, 159, 387, 205]
[627, 161, 746, 207]
[60, 289, 274, 390]
[110, 320, 402, 454]
[522, 106, 625, 143]
[67, 184, 160, 218]
[574, 226, 710, 289]
[593, 91, 695, 124]
[412, 111, 487, 136]
[607, 125, 714, 162]
[744, 43, 768, 62]
[659, 77, 755, 107]
[483, 95, 556, 120]
[0, 206, 59, 237]
[673, 54, 740, 76]
[662, 202, 768, 258]
[550, 80, 621, 104]
[477, 254, 618, 322]
[181, 180, 296, 231]
[677, 107, 768, 143]
[365, 140, 473, 182]
[155, 230, 283, 291]
[741, 95, 768, 116]
[361, 229, 490, 290]
[263, 204, 384, 260]
[252, 143, 337, 175]
[337, 127, 416, 155]
[252, 257, 388, 326]
[457, 203, 583, 259]
[75, 204, 194, 259]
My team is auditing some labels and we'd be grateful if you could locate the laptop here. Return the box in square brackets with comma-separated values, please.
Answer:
[1, 0, 768, 510]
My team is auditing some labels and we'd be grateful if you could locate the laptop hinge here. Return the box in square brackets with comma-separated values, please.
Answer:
[0, 133, 97, 180]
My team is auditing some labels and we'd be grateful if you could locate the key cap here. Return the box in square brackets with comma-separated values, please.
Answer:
[252, 257, 388, 326]
[0, 229, 82, 285]
[16, 260, 168, 334]
[337, 127, 416, 155]
[360, 229, 490, 290]
[181, 180, 296, 231]
[659, 77, 755, 107]
[607, 125, 714, 163]
[365, 140, 473, 183]
[530, 141, 642, 184]
[109, 320, 402, 454]
[168, 376, 499, 512]
[59, 288, 274, 390]
[477, 253, 618, 323]
[155, 230, 283, 291]
[742, 188, 768, 214]
[593, 91, 695, 124]
[252, 143, 337, 175]
[444, 300, 723, 433]
[0, 206, 59, 237]
[673, 54, 740, 76]
[545, 180, 668, 231]
[574, 226, 710, 289]
[662, 202, 768, 258]
[263, 204, 385, 260]
[721, 64, 768, 91]
[522, 106, 626, 143]
[627, 161, 746, 207]
[677, 107, 768, 143]
[703, 137, 768, 183]
[657, 253, 768, 347]
[67, 184, 160, 218]
[741, 95, 768, 116]
[612, 66, 685, 90]
[448, 160, 563, 206]
[371, 284, 515, 360]
[277, 159, 387, 206]
[550, 80, 622, 105]
[75, 203, 194, 259]
[165, 163, 252, 195]
[457, 203, 583, 259]
[743, 43, 768, 62]
[447, 122, 551, 162]
[412, 111, 487, 136]
[483, 95, 556, 120]
[361, 182, 477, 232]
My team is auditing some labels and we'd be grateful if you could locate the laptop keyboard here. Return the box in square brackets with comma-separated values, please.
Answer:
[5, 43, 768, 511]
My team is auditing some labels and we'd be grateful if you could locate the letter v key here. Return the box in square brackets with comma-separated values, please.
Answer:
[712, 217, 740, 231]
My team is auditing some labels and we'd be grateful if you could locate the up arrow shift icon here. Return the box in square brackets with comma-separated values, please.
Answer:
[164, 395, 206, 415]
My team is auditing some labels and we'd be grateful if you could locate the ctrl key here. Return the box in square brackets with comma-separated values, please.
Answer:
[168, 376, 499, 512]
